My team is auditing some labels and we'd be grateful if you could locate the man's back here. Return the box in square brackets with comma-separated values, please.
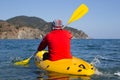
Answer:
[46, 29, 72, 61]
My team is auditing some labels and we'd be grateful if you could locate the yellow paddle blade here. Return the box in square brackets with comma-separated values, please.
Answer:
[67, 4, 89, 24]
[14, 57, 31, 65]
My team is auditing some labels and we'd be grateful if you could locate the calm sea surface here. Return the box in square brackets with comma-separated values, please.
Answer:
[0, 39, 120, 80]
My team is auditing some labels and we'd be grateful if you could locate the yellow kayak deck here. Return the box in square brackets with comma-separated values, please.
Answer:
[34, 50, 95, 76]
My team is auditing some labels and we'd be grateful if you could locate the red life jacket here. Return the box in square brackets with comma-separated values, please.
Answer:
[38, 29, 72, 61]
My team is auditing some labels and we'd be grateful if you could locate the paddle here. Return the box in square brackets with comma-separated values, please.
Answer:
[63, 4, 89, 28]
[14, 3, 89, 66]
[14, 54, 33, 65]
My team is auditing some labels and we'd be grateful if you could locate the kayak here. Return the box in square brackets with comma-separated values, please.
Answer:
[34, 50, 95, 76]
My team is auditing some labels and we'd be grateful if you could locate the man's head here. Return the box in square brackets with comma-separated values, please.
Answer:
[52, 19, 63, 30]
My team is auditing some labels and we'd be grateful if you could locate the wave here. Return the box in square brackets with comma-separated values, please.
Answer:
[90, 55, 120, 80]
[94, 69, 120, 80]
[95, 69, 120, 77]
[100, 56, 120, 62]
[91, 55, 120, 64]
[114, 72, 120, 76]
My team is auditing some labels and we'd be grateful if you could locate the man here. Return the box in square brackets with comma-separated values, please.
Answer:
[37, 19, 72, 61]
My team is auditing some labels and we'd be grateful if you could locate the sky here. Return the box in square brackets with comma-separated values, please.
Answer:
[0, 0, 120, 39]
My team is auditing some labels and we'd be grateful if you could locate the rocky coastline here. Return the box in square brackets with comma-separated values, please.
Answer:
[0, 16, 89, 39]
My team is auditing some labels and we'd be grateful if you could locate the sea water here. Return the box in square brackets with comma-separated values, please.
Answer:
[0, 39, 120, 80]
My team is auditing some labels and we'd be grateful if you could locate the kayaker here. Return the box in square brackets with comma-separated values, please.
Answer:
[37, 19, 72, 61]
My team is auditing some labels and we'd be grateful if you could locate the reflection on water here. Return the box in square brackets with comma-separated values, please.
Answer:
[36, 71, 92, 80]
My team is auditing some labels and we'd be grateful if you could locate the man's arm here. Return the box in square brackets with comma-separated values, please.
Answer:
[37, 37, 47, 51]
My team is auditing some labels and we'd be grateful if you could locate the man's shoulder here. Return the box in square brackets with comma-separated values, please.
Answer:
[47, 29, 71, 34]
[62, 29, 71, 33]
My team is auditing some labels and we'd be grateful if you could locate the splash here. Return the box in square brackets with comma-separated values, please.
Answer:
[94, 68, 103, 75]
[11, 57, 23, 63]
[90, 55, 120, 79]
[114, 72, 120, 76]
[90, 55, 103, 75]
[90, 55, 102, 66]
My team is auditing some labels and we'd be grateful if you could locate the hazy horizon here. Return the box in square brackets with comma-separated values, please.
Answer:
[0, 0, 120, 39]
